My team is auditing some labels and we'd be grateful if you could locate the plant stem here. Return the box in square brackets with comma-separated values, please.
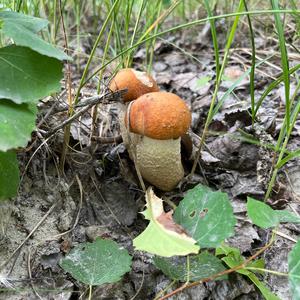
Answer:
[245, 267, 288, 277]
[190, 0, 244, 176]
[159, 236, 275, 300]
[88, 285, 92, 300]
[73, 0, 120, 105]
[59, 0, 73, 172]
[83, 9, 300, 87]
[264, 78, 300, 200]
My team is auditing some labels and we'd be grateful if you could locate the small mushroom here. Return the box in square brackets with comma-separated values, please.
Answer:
[109, 68, 159, 103]
[122, 92, 191, 191]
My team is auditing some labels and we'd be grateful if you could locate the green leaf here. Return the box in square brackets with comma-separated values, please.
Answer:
[196, 76, 211, 88]
[271, 0, 290, 130]
[288, 240, 300, 300]
[59, 238, 132, 286]
[0, 151, 19, 201]
[0, 11, 70, 61]
[0, 99, 37, 151]
[174, 184, 236, 248]
[217, 244, 280, 300]
[0, 45, 63, 104]
[247, 272, 281, 300]
[133, 188, 200, 257]
[247, 197, 300, 229]
[276, 149, 300, 169]
[0, 11, 48, 33]
[154, 251, 227, 282]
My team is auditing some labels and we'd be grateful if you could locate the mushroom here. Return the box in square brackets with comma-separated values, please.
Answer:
[122, 92, 191, 191]
[109, 68, 159, 103]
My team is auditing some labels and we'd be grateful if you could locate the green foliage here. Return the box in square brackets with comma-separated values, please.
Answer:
[174, 184, 236, 248]
[196, 76, 212, 88]
[133, 188, 200, 257]
[270, 0, 290, 130]
[0, 11, 48, 32]
[276, 149, 300, 169]
[288, 240, 300, 300]
[154, 251, 227, 282]
[0, 151, 19, 200]
[216, 245, 280, 300]
[0, 11, 70, 60]
[60, 238, 132, 286]
[0, 11, 65, 200]
[0, 45, 63, 104]
[247, 198, 300, 229]
[0, 100, 37, 151]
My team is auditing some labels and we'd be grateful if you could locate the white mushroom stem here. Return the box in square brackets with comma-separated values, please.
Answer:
[135, 135, 184, 191]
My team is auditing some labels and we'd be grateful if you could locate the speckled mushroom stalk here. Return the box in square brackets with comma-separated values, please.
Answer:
[123, 92, 191, 191]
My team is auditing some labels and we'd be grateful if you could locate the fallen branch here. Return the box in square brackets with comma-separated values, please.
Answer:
[158, 237, 275, 300]
[42, 90, 126, 138]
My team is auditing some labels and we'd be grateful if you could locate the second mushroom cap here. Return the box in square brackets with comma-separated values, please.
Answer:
[109, 68, 159, 103]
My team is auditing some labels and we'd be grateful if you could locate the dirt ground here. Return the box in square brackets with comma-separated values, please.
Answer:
[1, 24, 300, 300]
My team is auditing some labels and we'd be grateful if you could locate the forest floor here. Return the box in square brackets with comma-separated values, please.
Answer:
[1, 20, 300, 300]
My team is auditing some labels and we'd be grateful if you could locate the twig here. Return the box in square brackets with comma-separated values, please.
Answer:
[43, 90, 126, 138]
[272, 229, 297, 243]
[28, 251, 43, 300]
[0, 201, 59, 272]
[159, 238, 274, 300]
[46, 90, 126, 114]
[91, 134, 123, 144]
[59, 0, 73, 171]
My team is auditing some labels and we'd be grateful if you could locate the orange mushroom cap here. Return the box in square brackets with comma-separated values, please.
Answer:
[109, 68, 159, 102]
[126, 92, 191, 140]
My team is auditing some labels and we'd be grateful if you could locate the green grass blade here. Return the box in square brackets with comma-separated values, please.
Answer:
[212, 55, 273, 119]
[190, 0, 245, 175]
[243, 0, 256, 126]
[271, 0, 290, 130]
[83, 9, 300, 86]
[254, 63, 300, 116]
[74, 0, 121, 104]
[126, 0, 146, 67]
[203, 0, 220, 80]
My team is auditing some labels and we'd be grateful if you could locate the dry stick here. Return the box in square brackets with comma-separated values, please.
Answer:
[91, 134, 122, 144]
[43, 90, 127, 114]
[59, 0, 74, 171]
[0, 202, 59, 272]
[158, 238, 274, 300]
[27, 251, 43, 300]
[43, 90, 126, 138]
[26, 176, 83, 249]
[26, 176, 83, 297]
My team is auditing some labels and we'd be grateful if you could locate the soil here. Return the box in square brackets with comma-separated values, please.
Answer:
[1, 21, 300, 300]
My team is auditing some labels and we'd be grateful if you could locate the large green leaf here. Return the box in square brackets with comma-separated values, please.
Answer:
[216, 245, 280, 300]
[247, 197, 300, 229]
[0, 151, 19, 200]
[60, 238, 132, 286]
[0, 11, 70, 61]
[153, 251, 227, 282]
[288, 240, 300, 300]
[0, 99, 37, 151]
[133, 188, 200, 257]
[0, 45, 63, 104]
[0, 11, 48, 33]
[174, 184, 236, 248]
